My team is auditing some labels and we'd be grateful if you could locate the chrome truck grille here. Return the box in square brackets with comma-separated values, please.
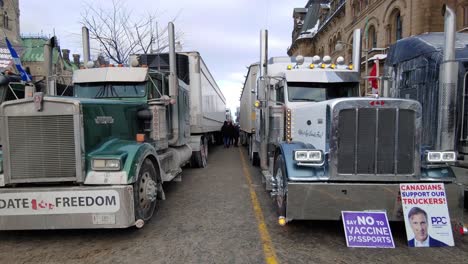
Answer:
[337, 108, 416, 175]
[7, 115, 76, 180]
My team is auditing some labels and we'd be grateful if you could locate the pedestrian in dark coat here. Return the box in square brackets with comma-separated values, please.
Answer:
[234, 124, 240, 147]
[227, 121, 235, 147]
[221, 121, 230, 148]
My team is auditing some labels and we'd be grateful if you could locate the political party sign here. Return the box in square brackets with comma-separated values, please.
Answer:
[400, 183, 454, 247]
[342, 211, 395, 248]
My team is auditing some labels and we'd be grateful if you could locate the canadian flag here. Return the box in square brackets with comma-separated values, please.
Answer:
[369, 60, 379, 95]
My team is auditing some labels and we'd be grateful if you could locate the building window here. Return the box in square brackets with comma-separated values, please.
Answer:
[464, 6, 468, 26]
[3, 11, 7, 29]
[395, 12, 402, 41]
[368, 26, 377, 49]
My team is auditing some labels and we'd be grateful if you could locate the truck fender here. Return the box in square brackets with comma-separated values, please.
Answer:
[86, 139, 164, 189]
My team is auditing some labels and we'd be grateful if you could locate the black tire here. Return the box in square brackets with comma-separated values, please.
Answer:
[134, 159, 159, 222]
[192, 138, 207, 168]
[274, 154, 287, 217]
[252, 152, 260, 167]
[249, 136, 260, 166]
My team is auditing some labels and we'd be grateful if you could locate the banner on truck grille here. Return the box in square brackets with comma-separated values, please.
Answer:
[400, 183, 454, 247]
[0, 190, 120, 215]
[342, 211, 395, 248]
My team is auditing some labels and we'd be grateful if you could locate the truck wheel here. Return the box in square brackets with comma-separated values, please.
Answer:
[134, 159, 159, 222]
[192, 138, 207, 168]
[274, 154, 287, 218]
[249, 136, 260, 166]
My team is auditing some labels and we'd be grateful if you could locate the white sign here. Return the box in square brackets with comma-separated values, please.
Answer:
[0, 47, 12, 69]
[0, 190, 120, 215]
[400, 183, 454, 247]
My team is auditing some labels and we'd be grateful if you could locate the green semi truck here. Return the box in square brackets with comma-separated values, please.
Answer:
[0, 23, 198, 230]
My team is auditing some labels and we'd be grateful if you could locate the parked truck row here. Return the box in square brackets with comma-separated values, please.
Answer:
[0, 23, 226, 230]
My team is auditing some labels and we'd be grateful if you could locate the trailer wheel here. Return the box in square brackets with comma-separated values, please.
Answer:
[192, 138, 207, 168]
[134, 159, 159, 222]
[274, 154, 287, 218]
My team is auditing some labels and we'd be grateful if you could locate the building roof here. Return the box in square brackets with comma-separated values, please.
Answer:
[21, 37, 57, 62]
[21, 37, 79, 71]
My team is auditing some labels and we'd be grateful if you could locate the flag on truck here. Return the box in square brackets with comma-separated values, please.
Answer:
[369, 61, 378, 95]
[5, 36, 31, 82]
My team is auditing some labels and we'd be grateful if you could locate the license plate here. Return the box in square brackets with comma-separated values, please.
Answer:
[92, 214, 116, 225]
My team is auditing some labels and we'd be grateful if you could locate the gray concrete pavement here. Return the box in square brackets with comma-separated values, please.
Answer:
[0, 145, 467, 264]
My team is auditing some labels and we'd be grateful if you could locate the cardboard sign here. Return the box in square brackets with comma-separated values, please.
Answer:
[400, 183, 454, 247]
[342, 211, 395, 248]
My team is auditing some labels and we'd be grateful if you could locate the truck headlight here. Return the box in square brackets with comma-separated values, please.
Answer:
[294, 150, 323, 162]
[92, 159, 121, 171]
[426, 151, 456, 163]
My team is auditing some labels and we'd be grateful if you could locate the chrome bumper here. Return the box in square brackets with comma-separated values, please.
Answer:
[286, 182, 464, 222]
[0, 185, 135, 230]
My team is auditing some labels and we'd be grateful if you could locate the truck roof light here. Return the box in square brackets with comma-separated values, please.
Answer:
[348, 64, 354, 70]
[336, 56, 345, 65]
[323, 55, 332, 64]
[118, 64, 124, 67]
[312, 55, 321, 64]
[321, 63, 326, 69]
[330, 64, 336, 69]
[287, 65, 292, 70]
[254, 100, 261, 108]
[109, 64, 115, 67]
[136, 133, 145, 143]
[309, 64, 315, 69]
[100, 64, 106, 68]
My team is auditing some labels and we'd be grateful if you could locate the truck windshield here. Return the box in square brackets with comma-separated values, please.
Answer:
[287, 82, 357, 102]
[73, 82, 146, 98]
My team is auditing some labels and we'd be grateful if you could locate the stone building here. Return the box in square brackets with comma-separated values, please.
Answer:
[0, 0, 21, 71]
[288, 0, 468, 92]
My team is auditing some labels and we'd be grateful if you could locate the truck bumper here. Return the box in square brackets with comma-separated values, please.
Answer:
[286, 182, 464, 222]
[0, 185, 135, 230]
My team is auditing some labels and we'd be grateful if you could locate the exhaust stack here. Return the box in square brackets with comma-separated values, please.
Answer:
[436, 5, 458, 151]
[167, 22, 180, 145]
[44, 37, 56, 95]
[168, 22, 178, 97]
[259, 29, 269, 171]
[82, 27, 90, 65]
[352, 29, 361, 73]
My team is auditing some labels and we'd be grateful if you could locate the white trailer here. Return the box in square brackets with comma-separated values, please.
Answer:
[139, 52, 226, 167]
[239, 63, 260, 164]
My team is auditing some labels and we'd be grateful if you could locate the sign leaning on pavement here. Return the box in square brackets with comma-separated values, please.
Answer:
[342, 211, 395, 248]
[400, 183, 454, 247]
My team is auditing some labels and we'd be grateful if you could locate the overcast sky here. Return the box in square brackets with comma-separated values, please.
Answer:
[20, 0, 306, 112]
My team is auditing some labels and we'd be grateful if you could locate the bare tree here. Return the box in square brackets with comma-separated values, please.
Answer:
[81, 0, 182, 64]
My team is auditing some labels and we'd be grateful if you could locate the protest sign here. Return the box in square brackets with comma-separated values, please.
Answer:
[342, 211, 395, 248]
[400, 183, 454, 247]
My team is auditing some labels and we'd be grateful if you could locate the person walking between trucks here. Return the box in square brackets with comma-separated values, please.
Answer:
[221, 121, 230, 148]
[233, 124, 240, 147]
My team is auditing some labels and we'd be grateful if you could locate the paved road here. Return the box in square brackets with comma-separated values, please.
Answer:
[0, 145, 467, 264]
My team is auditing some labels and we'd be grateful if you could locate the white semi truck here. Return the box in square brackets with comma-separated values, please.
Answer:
[240, 25, 464, 227]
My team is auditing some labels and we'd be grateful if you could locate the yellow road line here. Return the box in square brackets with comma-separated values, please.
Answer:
[239, 148, 279, 264]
